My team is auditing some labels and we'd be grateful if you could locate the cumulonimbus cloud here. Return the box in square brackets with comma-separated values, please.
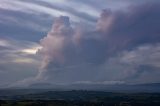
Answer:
[31, 2, 160, 85]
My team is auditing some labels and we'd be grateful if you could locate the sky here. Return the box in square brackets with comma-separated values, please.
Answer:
[0, 0, 160, 87]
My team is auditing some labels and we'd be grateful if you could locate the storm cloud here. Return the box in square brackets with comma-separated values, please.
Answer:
[33, 2, 160, 85]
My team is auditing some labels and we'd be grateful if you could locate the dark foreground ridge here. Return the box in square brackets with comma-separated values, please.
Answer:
[0, 90, 160, 106]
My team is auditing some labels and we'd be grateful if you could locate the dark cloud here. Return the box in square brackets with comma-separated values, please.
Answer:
[32, 2, 160, 85]
[0, 8, 52, 42]
[97, 3, 160, 53]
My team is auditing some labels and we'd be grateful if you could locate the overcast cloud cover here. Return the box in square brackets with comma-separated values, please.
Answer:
[0, 0, 160, 87]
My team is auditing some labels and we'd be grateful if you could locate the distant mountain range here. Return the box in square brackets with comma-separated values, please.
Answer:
[28, 83, 160, 92]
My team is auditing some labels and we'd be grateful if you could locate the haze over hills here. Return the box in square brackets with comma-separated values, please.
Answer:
[24, 82, 160, 92]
